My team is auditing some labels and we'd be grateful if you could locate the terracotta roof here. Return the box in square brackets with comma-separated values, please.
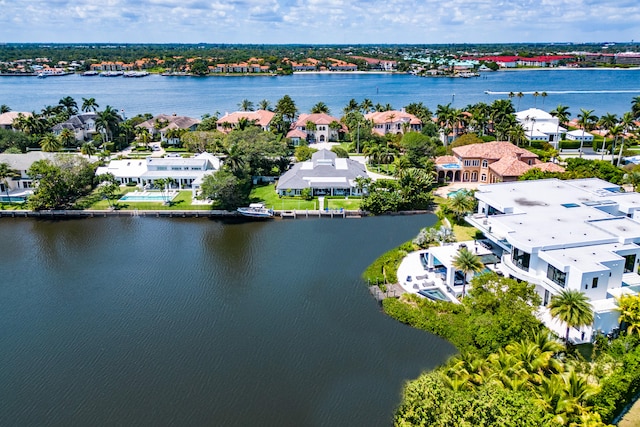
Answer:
[489, 156, 533, 177]
[435, 155, 459, 165]
[453, 141, 537, 161]
[364, 110, 422, 125]
[532, 162, 565, 173]
[286, 129, 307, 139]
[0, 111, 31, 126]
[294, 113, 342, 127]
[217, 110, 275, 129]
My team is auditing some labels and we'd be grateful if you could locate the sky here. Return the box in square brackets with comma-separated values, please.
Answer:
[0, 0, 638, 45]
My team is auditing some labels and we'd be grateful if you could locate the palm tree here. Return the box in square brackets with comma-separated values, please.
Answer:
[343, 98, 359, 115]
[623, 171, 640, 192]
[597, 113, 617, 159]
[516, 92, 524, 110]
[608, 123, 624, 165]
[632, 95, 640, 120]
[238, 99, 254, 112]
[58, 96, 78, 116]
[59, 128, 76, 147]
[0, 104, 10, 114]
[257, 99, 272, 111]
[533, 91, 540, 107]
[223, 143, 246, 176]
[577, 108, 597, 153]
[95, 106, 121, 143]
[81, 142, 96, 158]
[452, 247, 483, 297]
[136, 127, 152, 148]
[360, 98, 374, 114]
[508, 123, 527, 146]
[310, 102, 329, 114]
[447, 190, 475, 222]
[39, 133, 62, 152]
[0, 162, 18, 203]
[81, 97, 99, 112]
[616, 294, 640, 336]
[548, 289, 594, 343]
[541, 91, 548, 106]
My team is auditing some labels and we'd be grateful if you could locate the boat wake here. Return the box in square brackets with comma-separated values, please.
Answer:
[485, 89, 640, 95]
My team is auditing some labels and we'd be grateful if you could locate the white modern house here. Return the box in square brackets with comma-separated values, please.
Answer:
[275, 149, 369, 197]
[0, 151, 62, 201]
[515, 108, 566, 146]
[465, 178, 640, 343]
[95, 152, 222, 198]
[565, 129, 595, 143]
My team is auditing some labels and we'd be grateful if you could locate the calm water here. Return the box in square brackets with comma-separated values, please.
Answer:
[0, 215, 454, 426]
[1, 69, 639, 118]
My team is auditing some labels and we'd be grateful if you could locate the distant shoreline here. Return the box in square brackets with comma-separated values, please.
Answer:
[497, 66, 640, 72]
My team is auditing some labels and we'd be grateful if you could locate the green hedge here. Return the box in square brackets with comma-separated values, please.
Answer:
[560, 140, 582, 150]
[362, 241, 414, 285]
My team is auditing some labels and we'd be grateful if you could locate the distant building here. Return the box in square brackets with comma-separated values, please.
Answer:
[136, 114, 200, 145]
[276, 149, 368, 197]
[515, 108, 566, 146]
[216, 110, 275, 133]
[95, 152, 221, 198]
[565, 130, 595, 143]
[287, 113, 345, 144]
[52, 113, 97, 141]
[466, 178, 640, 343]
[365, 110, 422, 136]
[434, 141, 564, 183]
[0, 152, 69, 201]
[0, 111, 31, 130]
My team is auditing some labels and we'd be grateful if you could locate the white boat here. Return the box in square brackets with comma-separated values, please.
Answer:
[237, 203, 274, 218]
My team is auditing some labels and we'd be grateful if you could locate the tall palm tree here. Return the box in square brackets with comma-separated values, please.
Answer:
[597, 113, 617, 159]
[39, 133, 62, 152]
[548, 289, 594, 343]
[81, 97, 99, 112]
[360, 98, 374, 114]
[550, 105, 570, 145]
[238, 99, 254, 112]
[58, 96, 78, 116]
[616, 294, 640, 336]
[577, 109, 597, 153]
[533, 91, 540, 107]
[59, 128, 76, 147]
[0, 162, 18, 203]
[541, 91, 548, 106]
[632, 95, 640, 120]
[257, 99, 272, 111]
[81, 142, 96, 158]
[343, 98, 359, 115]
[516, 92, 524, 110]
[310, 102, 329, 114]
[95, 106, 121, 143]
[452, 247, 483, 297]
[0, 104, 10, 114]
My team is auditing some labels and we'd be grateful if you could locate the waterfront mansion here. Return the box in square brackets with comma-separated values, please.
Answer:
[466, 178, 640, 343]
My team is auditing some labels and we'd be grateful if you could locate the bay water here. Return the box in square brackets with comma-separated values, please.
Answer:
[0, 215, 454, 426]
[1, 69, 639, 119]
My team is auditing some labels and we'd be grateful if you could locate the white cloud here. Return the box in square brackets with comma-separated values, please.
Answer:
[0, 0, 638, 43]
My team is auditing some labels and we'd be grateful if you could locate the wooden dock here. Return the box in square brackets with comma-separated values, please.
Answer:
[369, 283, 406, 303]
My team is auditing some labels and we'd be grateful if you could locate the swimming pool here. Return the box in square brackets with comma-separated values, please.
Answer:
[119, 191, 177, 202]
[418, 288, 450, 302]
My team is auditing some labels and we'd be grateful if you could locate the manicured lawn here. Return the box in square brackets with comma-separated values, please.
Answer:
[0, 202, 28, 210]
[326, 197, 361, 210]
[250, 183, 318, 210]
[88, 189, 207, 210]
[453, 222, 480, 241]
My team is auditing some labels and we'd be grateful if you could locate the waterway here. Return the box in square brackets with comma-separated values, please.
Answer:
[0, 215, 454, 426]
[1, 69, 639, 119]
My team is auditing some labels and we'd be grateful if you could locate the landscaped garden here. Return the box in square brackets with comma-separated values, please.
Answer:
[249, 183, 318, 210]
[85, 189, 207, 210]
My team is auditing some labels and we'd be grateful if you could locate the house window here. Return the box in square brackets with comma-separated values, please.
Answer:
[481, 173, 487, 182]
[463, 172, 469, 181]
[624, 254, 636, 273]
[481, 160, 488, 168]
[546, 264, 566, 287]
[463, 159, 480, 167]
[592, 277, 598, 288]
[511, 248, 531, 272]
[471, 172, 478, 182]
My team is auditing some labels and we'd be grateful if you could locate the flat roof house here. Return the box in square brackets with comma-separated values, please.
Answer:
[276, 149, 369, 197]
[465, 178, 640, 343]
[96, 152, 221, 198]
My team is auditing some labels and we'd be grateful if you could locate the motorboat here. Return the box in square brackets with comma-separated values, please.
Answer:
[237, 203, 274, 218]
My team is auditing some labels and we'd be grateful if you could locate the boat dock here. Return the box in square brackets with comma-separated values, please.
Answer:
[369, 283, 406, 303]
[277, 209, 362, 219]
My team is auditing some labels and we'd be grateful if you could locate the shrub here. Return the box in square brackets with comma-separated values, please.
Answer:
[560, 140, 582, 150]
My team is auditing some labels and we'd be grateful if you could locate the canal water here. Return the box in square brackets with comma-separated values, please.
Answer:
[0, 215, 455, 426]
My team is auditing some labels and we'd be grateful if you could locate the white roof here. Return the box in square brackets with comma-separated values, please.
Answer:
[516, 108, 554, 121]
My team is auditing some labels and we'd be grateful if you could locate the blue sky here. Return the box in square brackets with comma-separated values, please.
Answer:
[0, 0, 638, 44]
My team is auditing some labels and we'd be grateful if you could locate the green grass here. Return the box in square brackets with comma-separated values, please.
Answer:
[87, 190, 207, 210]
[326, 197, 361, 210]
[0, 202, 28, 210]
[250, 183, 318, 210]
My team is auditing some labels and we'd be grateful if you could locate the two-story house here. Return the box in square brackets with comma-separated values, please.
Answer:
[364, 110, 422, 136]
